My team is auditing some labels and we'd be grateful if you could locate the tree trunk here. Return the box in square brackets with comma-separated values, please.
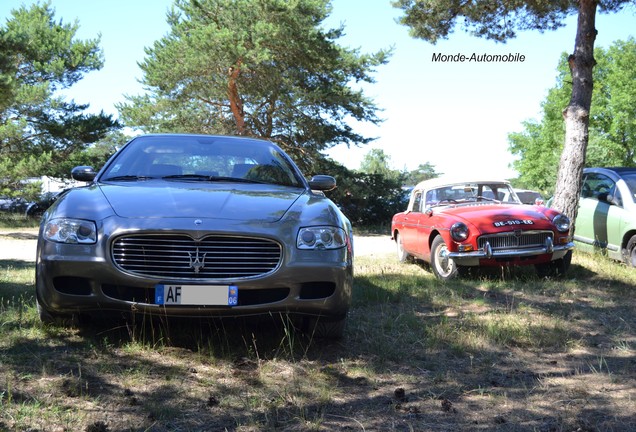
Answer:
[228, 59, 245, 135]
[551, 0, 597, 234]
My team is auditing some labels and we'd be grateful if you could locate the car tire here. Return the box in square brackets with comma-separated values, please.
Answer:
[25, 203, 40, 217]
[624, 235, 636, 267]
[535, 250, 572, 278]
[430, 235, 459, 280]
[395, 232, 411, 263]
[302, 314, 346, 339]
[36, 294, 77, 326]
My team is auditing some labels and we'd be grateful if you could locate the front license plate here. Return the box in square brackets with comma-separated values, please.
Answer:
[155, 284, 238, 306]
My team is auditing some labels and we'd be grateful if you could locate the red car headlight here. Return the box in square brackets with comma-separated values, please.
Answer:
[552, 214, 571, 233]
[450, 222, 469, 242]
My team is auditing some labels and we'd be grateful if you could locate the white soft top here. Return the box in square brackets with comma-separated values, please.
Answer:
[414, 177, 511, 191]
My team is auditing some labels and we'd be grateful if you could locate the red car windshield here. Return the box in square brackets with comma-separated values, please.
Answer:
[425, 183, 520, 207]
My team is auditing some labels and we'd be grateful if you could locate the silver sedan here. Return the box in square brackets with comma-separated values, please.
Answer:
[36, 134, 353, 338]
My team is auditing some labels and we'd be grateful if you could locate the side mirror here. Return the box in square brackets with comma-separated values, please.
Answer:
[71, 166, 97, 182]
[308, 175, 336, 191]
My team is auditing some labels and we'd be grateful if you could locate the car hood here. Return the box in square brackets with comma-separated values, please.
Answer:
[98, 182, 304, 222]
[439, 203, 554, 231]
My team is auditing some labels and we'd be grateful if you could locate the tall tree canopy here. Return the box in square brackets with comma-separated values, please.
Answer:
[402, 162, 441, 186]
[118, 0, 391, 170]
[393, 0, 634, 226]
[0, 2, 118, 197]
[359, 148, 399, 178]
[509, 38, 636, 195]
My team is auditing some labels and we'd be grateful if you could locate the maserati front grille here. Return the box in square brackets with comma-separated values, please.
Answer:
[112, 234, 282, 280]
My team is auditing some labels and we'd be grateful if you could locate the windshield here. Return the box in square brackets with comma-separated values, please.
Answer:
[622, 173, 636, 198]
[99, 135, 304, 188]
[425, 182, 520, 207]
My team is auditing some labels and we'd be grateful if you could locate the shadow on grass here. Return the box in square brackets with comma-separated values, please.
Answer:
[0, 259, 35, 301]
[1, 257, 634, 431]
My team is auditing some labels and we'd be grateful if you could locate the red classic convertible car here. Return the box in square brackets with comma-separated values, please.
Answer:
[391, 178, 574, 279]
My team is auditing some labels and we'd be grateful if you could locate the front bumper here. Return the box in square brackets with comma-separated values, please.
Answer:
[448, 238, 575, 266]
[36, 229, 353, 320]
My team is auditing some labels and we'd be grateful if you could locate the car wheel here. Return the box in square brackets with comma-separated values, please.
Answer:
[624, 235, 636, 267]
[25, 203, 40, 217]
[430, 235, 458, 280]
[395, 232, 411, 263]
[535, 250, 572, 278]
[302, 314, 346, 339]
[36, 295, 77, 326]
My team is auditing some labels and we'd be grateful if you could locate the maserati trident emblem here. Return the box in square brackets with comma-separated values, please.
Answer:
[188, 247, 207, 273]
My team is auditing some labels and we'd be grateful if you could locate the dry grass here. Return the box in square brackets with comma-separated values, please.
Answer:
[1, 250, 635, 431]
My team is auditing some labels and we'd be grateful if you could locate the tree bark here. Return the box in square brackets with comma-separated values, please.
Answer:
[551, 0, 597, 233]
[227, 59, 245, 135]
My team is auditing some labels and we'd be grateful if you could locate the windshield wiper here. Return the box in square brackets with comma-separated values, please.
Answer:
[429, 199, 457, 208]
[466, 195, 500, 203]
[161, 174, 264, 184]
[161, 174, 214, 181]
[103, 175, 154, 181]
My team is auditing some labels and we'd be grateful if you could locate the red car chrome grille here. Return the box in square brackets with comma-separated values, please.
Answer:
[478, 230, 553, 251]
[112, 234, 282, 280]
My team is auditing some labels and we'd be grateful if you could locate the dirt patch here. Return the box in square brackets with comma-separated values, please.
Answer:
[0, 228, 39, 261]
[353, 233, 394, 257]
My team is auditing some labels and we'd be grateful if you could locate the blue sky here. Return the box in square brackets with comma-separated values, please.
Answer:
[2, 1, 635, 179]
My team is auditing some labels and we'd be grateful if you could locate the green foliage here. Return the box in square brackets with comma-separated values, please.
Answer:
[358, 149, 441, 186]
[118, 0, 391, 171]
[590, 38, 636, 165]
[359, 149, 395, 177]
[358, 148, 409, 185]
[509, 38, 636, 195]
[316, 151, 440, 226]
[60, 130, 130, 175]
[336, 172, 404, 227]
[392, 0, 630, 44]
[0, 2, 119, 199]
[401, 162, 441, 186]
[313, 158, 404, 227]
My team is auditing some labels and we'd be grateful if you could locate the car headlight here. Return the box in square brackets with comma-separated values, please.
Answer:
[552, 214, 570, 233]
[44, 218, 97, 244]
[450, 222, 469, 242]
[297, 226, 346, 250]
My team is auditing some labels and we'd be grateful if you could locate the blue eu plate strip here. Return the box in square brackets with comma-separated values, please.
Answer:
[156, 284, 165, 305]
[229, 285, 238, 306]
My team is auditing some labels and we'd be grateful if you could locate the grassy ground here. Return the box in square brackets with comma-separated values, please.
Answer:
[0, 214, 41, 229]
[1, 246, 634, 431]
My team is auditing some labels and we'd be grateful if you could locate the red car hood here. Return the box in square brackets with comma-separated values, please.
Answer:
[439, 204, 554, 231]
[98, 183, 303, 222]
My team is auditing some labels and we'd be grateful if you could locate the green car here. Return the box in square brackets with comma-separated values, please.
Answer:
[575, 167, 636, 266]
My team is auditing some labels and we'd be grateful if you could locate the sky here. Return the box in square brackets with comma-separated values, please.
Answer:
[2, 0, 635, 179]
